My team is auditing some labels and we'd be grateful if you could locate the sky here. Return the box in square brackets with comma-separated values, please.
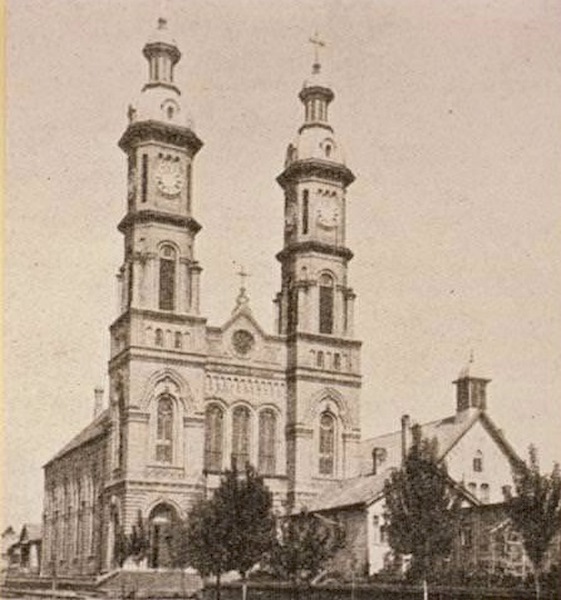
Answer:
[3, 0, 561, 529]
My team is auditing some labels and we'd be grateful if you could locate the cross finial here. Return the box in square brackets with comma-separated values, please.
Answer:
[233, 263, 251, 310]
[237, 265, 251, 290]
[309, 31, 326, 73]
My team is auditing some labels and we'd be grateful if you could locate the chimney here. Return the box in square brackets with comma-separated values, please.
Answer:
[401, 414, 411, 464]
[93, 387, 104, 418]
[371, 448, 379, 475]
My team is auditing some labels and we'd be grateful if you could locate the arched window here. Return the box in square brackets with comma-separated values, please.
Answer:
[155, 328, 164, 346]
[480, 483, 490, 503]
[258, 409, 277, 476]
[473, 450, 483, 472]
[155, 396, 173, 463]
[317, 351, 324, 368]
[319, 412, 335, 476]
[319, 273, 334, 334]
[204, 405, 224, 472]
[159, 245, 176, 311]
[232, 406, 251, 470]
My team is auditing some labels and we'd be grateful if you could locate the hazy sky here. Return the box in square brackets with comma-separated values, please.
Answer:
[3, 0, 561, 529]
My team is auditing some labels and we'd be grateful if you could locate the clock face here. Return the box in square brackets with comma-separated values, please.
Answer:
[156, 158, 184, 197]
[317, 198, 340, 228]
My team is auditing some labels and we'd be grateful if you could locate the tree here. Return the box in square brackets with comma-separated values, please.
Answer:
[268, 509, 344, 598]
[128, 510, 149, 567]
[185, 464, 276, 600]
[213, 464, 276, 580]
[504, 445, 561, 600]
[113, 524, 129, 568]
[383, 426, 461, 596]
[186, 499, 230, 600]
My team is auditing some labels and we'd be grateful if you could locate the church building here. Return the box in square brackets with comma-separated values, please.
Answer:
[41, 19, 361, 576]
[40, 20, 525, 581]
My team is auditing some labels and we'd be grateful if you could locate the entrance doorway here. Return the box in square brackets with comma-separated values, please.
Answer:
[148, 503, 178, 568]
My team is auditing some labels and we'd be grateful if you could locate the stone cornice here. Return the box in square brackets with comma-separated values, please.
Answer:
[277, 158, 354, 188]
[118, 120, 202, 155]
[276, 240, 353, 263]
[118, 209, 202, 234]
[287, 331, 362, 348]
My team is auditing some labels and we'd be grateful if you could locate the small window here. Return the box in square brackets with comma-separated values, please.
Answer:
[174, 332, 182, 349]
[141, 154, 148, 203]
[480, 483, 490, 503]
[461, 526, 473, 548]
[325, 144, 332, 158]
[333, 353, 341, 370]
[155, 329, 164, 346]
[302, 190, 309, 234]
[467, 482, 477, 495]
[473, 451, 483, 472]
[317, 350, 324, 368]
[167, 106, 174, 120]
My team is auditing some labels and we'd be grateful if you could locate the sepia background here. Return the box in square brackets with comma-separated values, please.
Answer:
[3, 0, 561, 529]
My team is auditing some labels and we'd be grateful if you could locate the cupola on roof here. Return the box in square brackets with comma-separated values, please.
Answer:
[283, 35, 348, 169]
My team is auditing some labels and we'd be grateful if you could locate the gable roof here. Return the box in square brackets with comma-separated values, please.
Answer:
[360, 408, 522, 475]
[305, 468, 392, 512]
[44, 410, 109, 467]
[305, 409, 521, 514]
[20, 523, 41, 543]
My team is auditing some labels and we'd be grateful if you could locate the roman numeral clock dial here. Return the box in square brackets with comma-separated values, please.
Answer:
[156, 156, 185, 197]
[317, 197, 340, 228]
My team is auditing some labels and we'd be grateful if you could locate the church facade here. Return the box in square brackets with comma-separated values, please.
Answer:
[41, 20, 362, 577]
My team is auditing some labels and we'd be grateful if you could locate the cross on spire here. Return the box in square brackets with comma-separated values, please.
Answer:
[309, 31, 326, 73]
[233, 264, 251, 310]
[237, 265, 251, 291]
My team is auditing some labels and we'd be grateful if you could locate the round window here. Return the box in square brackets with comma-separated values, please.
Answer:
[232, 329, 255, 355]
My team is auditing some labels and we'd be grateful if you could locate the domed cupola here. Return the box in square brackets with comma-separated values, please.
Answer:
[142, 17, 181, 93]
[123, 18, 197, 132]
[453, 353, 491, 414]
[280, 35, 353, 187]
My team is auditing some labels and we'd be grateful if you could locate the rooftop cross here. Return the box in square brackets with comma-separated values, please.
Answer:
[309, 31, 326, 73]
[233, 264, 251, 310]
[237, 265, 251, 291]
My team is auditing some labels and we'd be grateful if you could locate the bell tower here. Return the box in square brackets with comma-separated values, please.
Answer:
[116, 18, 203, 317]
[276, 38, 362, 508]
[104, 21, 208, 555]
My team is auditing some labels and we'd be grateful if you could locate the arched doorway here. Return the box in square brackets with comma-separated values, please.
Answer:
[148, 503, 178, 569]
